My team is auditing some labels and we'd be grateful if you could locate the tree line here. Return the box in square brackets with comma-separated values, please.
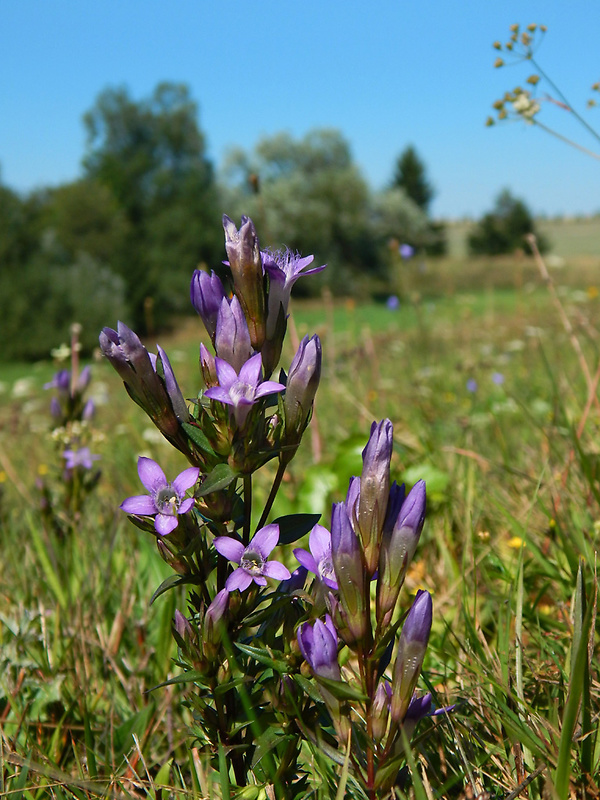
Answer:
[0, 82, 542, 360]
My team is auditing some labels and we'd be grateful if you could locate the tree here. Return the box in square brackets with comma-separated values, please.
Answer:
[391, 145, 435, 213]
[468, 189, 549, 255]
[222, 129, 382, 293]
[83, 82, 222, 328]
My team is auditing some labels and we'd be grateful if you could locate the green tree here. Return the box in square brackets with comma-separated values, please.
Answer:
[392, 145, 435, 213]
[83, 82, 222, 328]
[468, 188, 549, 255]
[223, 128, 382, 294]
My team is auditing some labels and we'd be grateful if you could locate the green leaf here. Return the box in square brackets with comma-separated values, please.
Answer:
[150, 573, 189, 604]
[182, 421, 216, 455]
[197, 463, 238, 496]
[113, 703, 154, 762]
[273, 513, 321, 545]
[317, 675, 367, 702]
[235, 643, 288, 672]
[402, 462, 449, 503]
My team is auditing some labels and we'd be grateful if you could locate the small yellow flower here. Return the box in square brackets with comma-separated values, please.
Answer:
[0, 470, 6, 483]
[507, 536, 524, 549]
[586, 285, 598, 299]
[38, 464, 49, 476]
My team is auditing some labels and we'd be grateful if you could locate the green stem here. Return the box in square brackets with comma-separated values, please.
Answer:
[243, 473, 252, 545]
[256, 459, 287, 531]
[532, 119, 600, 160]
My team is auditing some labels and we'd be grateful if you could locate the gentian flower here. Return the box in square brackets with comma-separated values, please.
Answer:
[492, 372, 505, 385]
[331, 501, 368, 644]
[214, 295, 253, 372]
[294, 524, 338, 590]
[63, 447, 100, 470]
[262, 249, 326, 339]
[399, 243, 415, 259]
[120, 456, 199, 536]
[213, 523, 291, 592]
[391, 589, 432, 722]
[386, 295, 400, 310]
[297, 614, 340, 681]
[283, 335, 322, 446]
[204, 353, 284, 429]
[190, 269, 227, 342]
[466, 378, 478, 393]
[223, 215, 266, 350]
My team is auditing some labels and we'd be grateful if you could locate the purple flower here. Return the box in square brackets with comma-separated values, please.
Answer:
[44, 369, 71, 393]
[466, 378, 478, 393]
[492, 372, 505, 385]
[331, 501, 368, 644]
[213, 523, 291, 592]
[63, 447, 100, 470]
[297, 615, 340, 681]
[386, 295, 400, 310]
[214, 295, 253, 373]
[391, 590, 432, 722]
[204, 353, 285, 429]
[399, 244, 415, 259]
[223, 215, 266, 350]
[294, 524, 338, 590]
[262, 249, 326, 339]
[190, 269, 227, 341]
[283, 335, 322, 443]
[120, 456, 199, 536]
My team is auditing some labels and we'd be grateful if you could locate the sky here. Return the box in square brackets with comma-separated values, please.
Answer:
[1, 1, 599, 219]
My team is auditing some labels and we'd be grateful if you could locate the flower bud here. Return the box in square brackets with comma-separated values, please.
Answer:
[330, 502, 369, 646]
[223, 215, 266, 351]
[372, 680, 392, 742]
[391, 590, 432, 723]
[214, 296, 253, 373]
[297, 615, 340, 681]
[356, 419, 393, 575]
[203, 589, 229, 657]
[282, 335, 322, 455]
[190, 269, 226, 342]
[377, 480, 425, 626]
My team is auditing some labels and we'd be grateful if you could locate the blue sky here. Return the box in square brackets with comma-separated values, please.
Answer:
[1, 1, 598, 218]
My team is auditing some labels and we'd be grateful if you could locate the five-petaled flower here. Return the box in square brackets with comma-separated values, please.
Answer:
[120, 456, 199, 536]
[213, 523, 291, 592]
[204, 353, 284, 429]
[294, 524, 338, 590]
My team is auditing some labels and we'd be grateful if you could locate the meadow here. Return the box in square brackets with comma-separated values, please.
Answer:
[1, 222, 600, 798]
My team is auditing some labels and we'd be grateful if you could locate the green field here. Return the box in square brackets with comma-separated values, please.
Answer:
[1, 241, 600, 798]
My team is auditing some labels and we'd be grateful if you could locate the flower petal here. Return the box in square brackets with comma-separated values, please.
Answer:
[309, 524, 332, 562]
[226, 567, 253, 592]
[172, 467, 200, 495]
[214, 357, 239, 391]
[254, 380, 285, 399]
[238, 352, 263, 387]
[138, 457, 167, 494]
[155, 513, 179, 536]
[214, 536, 245, 564]
[178, 497, 195, 515]
[120, 495, 157, 515]
[262, 560, 291, 581]
[250, 523, 279, 558]
[204, 387, 234, 405]
[252, 575, 268, 586]
[293, 548, 319, 575]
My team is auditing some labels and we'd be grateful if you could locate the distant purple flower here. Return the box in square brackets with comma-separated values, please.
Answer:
[213, 523, 291, 592]
[262, 248, 326, 338]
[297, 614, 340, 681]
[120, 456, 199, 536]
[386, 295, 400, 310]
[204, 353, 284, 429]
[45, 370, 71, 393]
[63, 447, 100, 470]
[492, 372, 505, 385]
[466, 379, 478, 393]
[399, 244, 415, 260]
[294, 524, 338, 590]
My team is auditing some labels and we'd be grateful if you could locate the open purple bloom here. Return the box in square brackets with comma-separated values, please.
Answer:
[399, 243, 415, 259]
[63, 447, 100, 470]
[213, 523, 290, 592]
[297, 615, 340, 681]
[466, 378, 478, 393]
[204, 353, 284, 429]
[262, 249, 326, 338]
[294, 524, 338, 590]
[120, 456, 199, 536]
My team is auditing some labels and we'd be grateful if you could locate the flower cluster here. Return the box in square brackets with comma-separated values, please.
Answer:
[103, 215, 447, 796]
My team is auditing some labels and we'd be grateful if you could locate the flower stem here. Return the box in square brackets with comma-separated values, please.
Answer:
[243, 473, 252, 546]
[256, 459, 287, 531]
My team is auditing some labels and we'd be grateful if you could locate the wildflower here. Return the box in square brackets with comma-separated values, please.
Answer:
[297, 615, 340, 681]
[190, 269, 227, 341]
[203, 588, 230, 652]
[214, 295, 253, 372]
[120, 456, 199, 536]
[223, 215, 266, 350]
[399, 244, 415, 259]
[263, 249, 326, 339]
[282, 335, 322, 446]
[377, 480, 426, 625]
[466, 378, 478, 392]
[330, 501, 368, 644]
[386, 295, 400, 310]
[213, 523, 291, 591]
[294, 524, 338, 590]
[391, 590, 432, 722]
[492, 372, 505, 385]
[63, 447, 100, 470]
[204, 353, 284, 430]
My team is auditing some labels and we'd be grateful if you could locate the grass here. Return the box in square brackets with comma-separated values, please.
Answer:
[1, 248, 599, 797]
